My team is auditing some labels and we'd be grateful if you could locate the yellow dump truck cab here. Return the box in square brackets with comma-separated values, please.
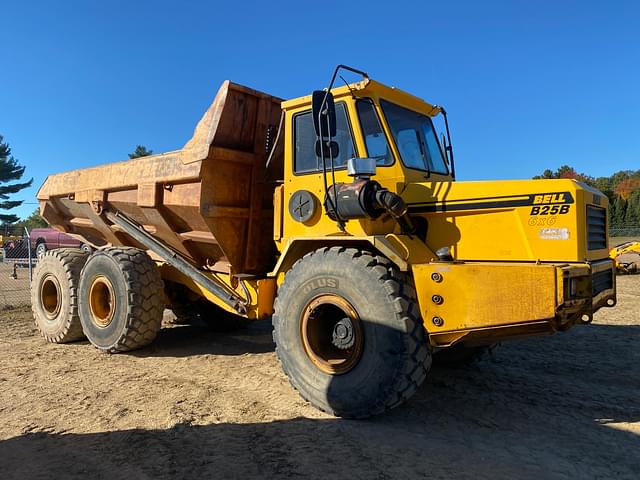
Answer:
[275, 76, 616, 350]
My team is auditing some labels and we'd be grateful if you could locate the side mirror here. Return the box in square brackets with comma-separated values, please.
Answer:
[312, 90, 337, 138]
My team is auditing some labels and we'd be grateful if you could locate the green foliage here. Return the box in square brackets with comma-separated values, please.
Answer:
[12, 208, 48, 232]
[0, 134, 33, 223]
[532, 165, 594, 185]
[534, 165, 640, 234]
[624, 190, 640, 226]
[128, 145, 153, 159]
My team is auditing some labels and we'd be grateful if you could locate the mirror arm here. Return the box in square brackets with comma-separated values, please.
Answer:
[327, 115, 342, 228]
[315, 65, 368, 138]
[440, 107, 455, 180]
[316, 65, 368, 231]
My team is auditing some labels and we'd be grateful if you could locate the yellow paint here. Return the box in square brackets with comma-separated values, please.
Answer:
[413, 262, 559, 332]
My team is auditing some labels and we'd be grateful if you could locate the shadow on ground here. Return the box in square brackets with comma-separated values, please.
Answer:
[2, 322, 638, 479]
[134, 319, 275, 358]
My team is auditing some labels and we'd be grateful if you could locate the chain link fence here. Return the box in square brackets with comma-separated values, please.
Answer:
[609, 225, 640, 239]
[0, 226, 35, 309]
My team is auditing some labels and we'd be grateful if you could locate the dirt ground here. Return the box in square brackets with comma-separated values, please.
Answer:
[0, 277, 638, 479]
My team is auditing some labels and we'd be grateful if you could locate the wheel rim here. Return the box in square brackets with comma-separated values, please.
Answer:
[89, 275, 116, 327]
[300, 294, 364, 375]
[40, 274, 62, 319]
[36, 244, 46, 258]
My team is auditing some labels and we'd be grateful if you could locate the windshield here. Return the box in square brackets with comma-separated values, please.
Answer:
[380, 100, 448, 175]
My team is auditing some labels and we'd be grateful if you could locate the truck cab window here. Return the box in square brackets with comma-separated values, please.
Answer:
[396, 129, 424, 170]
[356, 100, 393, 166]
[294, 103, 355, 174]
[380, 100, 448, 175]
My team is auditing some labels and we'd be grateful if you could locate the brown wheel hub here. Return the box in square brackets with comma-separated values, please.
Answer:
[40, 274, 62, 320]
[300, 294, 364, 375]
[89, 275, 116, 328]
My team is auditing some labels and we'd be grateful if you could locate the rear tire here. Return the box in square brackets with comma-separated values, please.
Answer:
[31, 249, 88, 343]
[272, 247, 431, 418]
[79, 247, 164, 353]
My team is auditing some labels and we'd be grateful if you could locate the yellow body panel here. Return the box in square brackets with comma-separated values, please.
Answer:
[413, 262, 559, 334]
[403, 179, 610, 263]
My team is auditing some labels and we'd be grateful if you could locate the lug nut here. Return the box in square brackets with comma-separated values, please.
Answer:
[432, 316, 444, 327]
[432, 294, 443, 305]
[431, 272, 443, 283]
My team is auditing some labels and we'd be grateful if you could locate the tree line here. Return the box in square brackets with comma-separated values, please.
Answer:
[534, 165, 640, 235]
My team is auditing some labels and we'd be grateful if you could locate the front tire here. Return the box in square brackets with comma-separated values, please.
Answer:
[272, 247, 431, 418]
[31, 249, 88, 343]
[79, 247, 164, 353]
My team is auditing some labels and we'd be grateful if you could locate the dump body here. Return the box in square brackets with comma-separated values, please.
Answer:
[37, 81, 283, 275]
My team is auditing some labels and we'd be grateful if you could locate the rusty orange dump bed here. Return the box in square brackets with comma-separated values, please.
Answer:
[37, 82, 283, 274]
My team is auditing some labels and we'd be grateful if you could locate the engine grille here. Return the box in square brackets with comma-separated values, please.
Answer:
[592, 268, 613, 297]
[586, 206, 607, 250]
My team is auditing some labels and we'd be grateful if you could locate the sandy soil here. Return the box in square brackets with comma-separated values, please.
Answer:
[0, 276, 638, 479]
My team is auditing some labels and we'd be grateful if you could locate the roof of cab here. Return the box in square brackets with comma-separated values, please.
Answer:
[281, 78, 442, 117]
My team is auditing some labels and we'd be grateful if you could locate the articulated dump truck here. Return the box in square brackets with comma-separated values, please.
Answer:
[33, 66, 616, 418]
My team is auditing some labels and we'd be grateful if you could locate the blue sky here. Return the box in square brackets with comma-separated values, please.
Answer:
[1, 0, 639, 220]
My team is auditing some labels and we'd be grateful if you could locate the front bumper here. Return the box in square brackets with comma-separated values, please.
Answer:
[412, 259, 617, 347]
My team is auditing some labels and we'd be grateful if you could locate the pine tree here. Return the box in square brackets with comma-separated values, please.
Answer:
[0, 135, 33, 223]
[608, 200, 616, 227]
[612, 197, 627, 229]
[624, 190, 640, 226]
[128, 145, 153, 159]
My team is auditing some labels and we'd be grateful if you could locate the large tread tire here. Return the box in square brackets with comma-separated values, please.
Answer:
[31, 248, 89, 343]
[79, 247, 164, 353]
[272, 247, 431, 418]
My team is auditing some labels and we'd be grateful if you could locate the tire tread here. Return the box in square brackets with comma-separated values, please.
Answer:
[31, 248, 88, 343]
[87, 247, 163, 353]
[272, 247, 431, 418]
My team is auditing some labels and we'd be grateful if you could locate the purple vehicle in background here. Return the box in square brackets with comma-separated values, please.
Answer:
[30, 228, 93, 258]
